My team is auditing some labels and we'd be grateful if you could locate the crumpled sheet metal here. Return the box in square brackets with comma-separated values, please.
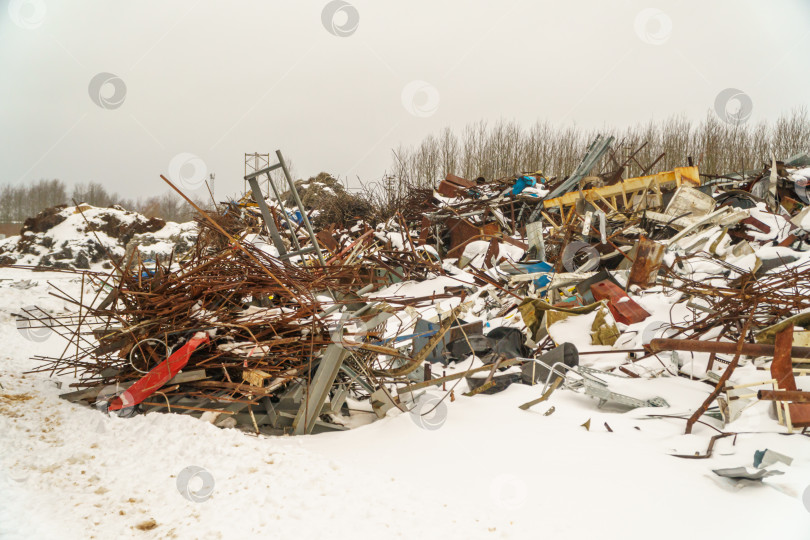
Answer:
[518, 298, 619, 346]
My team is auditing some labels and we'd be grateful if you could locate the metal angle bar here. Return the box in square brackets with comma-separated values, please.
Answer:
[244, 163, 282, 181]
[263, 171, 304, 254]
[562, 135, 614, 194]
[276, 149, 327, 267]
[247, 176, 288, 256]
[292, 344, 348, 435]
[278, 246, 316, 260]
[532, 134, 615, 221]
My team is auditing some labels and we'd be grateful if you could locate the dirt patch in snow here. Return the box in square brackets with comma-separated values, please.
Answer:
[21, 205, 68, 234]
[135, 519, 158, 531]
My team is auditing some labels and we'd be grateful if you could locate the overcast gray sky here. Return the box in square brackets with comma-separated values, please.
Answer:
[1, 0, 809, 200]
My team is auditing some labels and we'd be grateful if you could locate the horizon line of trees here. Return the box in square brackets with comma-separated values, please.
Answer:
[4, 109, 810, 225]
[388, 108, 810, 196]
[0, 180, 211, 224]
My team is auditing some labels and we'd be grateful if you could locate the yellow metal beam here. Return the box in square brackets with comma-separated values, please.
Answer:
[543, 166, 700, 210]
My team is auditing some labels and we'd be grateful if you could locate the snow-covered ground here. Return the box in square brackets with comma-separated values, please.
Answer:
[1, 267, 809, 539]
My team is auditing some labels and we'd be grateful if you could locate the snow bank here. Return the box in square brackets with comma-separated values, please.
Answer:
[0, 204, 197, 270]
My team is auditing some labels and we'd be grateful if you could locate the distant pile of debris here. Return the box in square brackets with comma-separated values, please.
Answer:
[19, 145, 810, 439]
[0, 203, 197, 270]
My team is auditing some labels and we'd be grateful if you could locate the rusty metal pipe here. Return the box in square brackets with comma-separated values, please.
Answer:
[757, 390, 810, 402]
[648, 338, 810, 359]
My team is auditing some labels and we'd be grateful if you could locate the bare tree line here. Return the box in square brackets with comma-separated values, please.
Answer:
[4, 110, 808, 226]
[389, 108, 810, 196]
[0, 180, 208, 223]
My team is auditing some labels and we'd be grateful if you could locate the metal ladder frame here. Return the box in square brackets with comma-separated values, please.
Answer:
[244, 149, 327, 266]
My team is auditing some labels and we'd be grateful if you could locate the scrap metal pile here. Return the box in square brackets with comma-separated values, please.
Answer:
[27, 144, 810, 437]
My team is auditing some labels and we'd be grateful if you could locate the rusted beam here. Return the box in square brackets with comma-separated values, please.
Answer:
[628, 237, 665, 289]
[757, 390, 810, 403]
[772, 324, 797, 391]
[648, 338, 810, 359]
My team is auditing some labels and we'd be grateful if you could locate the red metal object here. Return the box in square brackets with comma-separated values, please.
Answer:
[437, 174, 476, 198]
[108, 333, 209, 411]
[590, 280, 650, 325]
[770, 324, 810, 427]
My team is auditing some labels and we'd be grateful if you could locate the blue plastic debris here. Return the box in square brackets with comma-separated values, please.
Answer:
[281, 210, 304, 229]
[521, 261, 553, 274]
[523, 262, 553, 292]
[134, 259, 157, 279]
[512, 175, 537, 196]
